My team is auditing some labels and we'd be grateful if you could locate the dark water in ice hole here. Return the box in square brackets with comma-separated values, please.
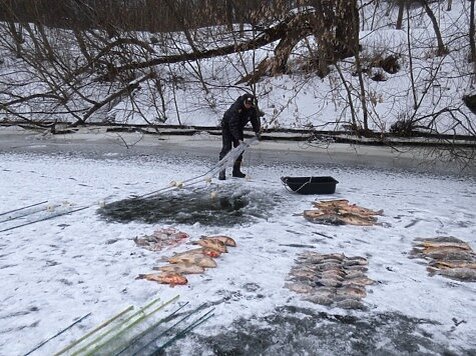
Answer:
[97, 185, 283, 226]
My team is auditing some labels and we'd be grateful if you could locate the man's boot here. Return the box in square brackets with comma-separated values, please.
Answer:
[232, 161, 246, 178]
[218, 170, 226, 180]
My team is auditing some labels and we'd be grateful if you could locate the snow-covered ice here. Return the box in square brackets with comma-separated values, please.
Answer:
[0, 129, 475, 355]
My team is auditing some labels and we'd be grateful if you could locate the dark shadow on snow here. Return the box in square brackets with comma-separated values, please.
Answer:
[164, 306, 467, 355]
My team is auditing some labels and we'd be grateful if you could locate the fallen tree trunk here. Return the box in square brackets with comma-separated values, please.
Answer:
[110, 20, 291, 74]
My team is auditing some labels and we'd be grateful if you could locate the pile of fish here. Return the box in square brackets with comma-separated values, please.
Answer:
[134, 227, 189, 251]
[285, 251, 375, 309]
[137, 235, 237, 286]
[410, 236, 476, 282]
[303, 199, 383, 226]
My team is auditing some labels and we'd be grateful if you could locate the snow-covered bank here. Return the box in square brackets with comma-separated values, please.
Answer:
[1, 1, 474, 139]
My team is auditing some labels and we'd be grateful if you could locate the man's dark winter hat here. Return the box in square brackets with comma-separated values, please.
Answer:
[243, 94, 255, 105]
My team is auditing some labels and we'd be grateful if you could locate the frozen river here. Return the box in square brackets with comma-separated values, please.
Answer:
[0, 127, 475, 355]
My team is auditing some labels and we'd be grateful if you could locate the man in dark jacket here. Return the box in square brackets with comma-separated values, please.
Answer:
[218, 93, 261, 180]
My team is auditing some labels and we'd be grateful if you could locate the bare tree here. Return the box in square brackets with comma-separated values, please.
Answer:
[470, 0, 476, 67]
[419, 0, 447, 56]
[0, 0, 474, 166]
[396, 0, 405, 29]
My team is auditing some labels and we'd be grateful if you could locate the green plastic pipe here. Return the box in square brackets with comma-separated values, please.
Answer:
[54, 306, 133, 356]
[84, 295, 179, 356]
